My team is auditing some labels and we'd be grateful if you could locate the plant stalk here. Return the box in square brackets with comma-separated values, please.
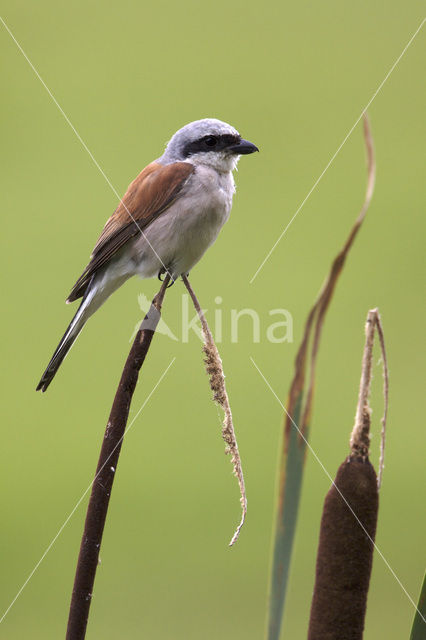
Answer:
[66, 274, 170, 639]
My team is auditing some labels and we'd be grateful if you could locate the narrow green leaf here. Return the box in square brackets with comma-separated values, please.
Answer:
[410, 572, 426, 640]
[267, 392, 308, 640]
[265, 115, 376, 640]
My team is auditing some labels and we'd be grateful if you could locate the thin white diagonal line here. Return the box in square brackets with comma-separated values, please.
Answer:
[249, 17, 426, 284]
[250, 356, 425, 621]
[0, 357, 176, 625]
[0, 15, 174, 281]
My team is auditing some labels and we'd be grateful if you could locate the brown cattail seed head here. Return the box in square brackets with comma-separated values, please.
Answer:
[307, 456, 379, 640]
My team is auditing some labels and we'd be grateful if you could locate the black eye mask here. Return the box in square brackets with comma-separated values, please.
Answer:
[183, 134, 241, 158]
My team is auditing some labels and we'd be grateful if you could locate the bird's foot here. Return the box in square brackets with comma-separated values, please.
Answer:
[158, 267, 175, 287]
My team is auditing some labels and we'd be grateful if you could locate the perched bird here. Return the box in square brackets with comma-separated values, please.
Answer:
[36, 118, 258, 392]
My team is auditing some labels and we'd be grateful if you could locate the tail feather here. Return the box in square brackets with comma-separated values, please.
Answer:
[37, 269, 131, 392]
[36, 286, 96, 392]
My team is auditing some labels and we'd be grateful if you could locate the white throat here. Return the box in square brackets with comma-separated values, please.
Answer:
[186, 151, 240, 174]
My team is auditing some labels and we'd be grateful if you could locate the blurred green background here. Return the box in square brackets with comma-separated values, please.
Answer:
[1, 1, 425, 638]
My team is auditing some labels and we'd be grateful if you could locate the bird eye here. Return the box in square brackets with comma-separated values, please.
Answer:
[204, 136, 218, 147]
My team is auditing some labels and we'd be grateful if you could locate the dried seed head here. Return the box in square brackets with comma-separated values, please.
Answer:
[182, 276, 247, 546]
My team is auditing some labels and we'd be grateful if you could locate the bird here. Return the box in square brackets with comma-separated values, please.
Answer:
[36, 118, 258, 392]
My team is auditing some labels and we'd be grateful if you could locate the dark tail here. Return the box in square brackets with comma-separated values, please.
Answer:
[36, 292, 93, 392]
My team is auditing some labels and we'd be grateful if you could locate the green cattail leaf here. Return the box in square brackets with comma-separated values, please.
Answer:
[267, 392, 308, 640]
[410, 572, 426, 640]
[265, 115, 375, 640]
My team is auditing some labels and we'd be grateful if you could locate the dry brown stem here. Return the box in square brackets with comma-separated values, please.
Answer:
[287, 113, 376, 440]
[66, 274, 171, 639]
[350, 308, 389, 487]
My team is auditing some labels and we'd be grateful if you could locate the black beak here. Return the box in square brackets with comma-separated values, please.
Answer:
[229, 139, 259, 155]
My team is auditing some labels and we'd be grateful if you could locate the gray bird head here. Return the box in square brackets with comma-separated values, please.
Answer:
[159, 118, 258, 171]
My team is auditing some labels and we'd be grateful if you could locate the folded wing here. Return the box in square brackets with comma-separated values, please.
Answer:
[67, 161, 195, 302]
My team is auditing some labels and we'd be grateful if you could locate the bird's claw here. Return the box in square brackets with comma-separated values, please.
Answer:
[158, 267, 175, 287]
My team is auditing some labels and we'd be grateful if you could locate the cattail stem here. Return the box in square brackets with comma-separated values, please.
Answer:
[66, 275, 170, 640]
[350, 308, 389, 486]
[182, 275, 247, 546]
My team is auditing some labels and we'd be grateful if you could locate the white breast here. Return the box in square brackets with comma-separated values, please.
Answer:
[129, 165, 236, 279]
